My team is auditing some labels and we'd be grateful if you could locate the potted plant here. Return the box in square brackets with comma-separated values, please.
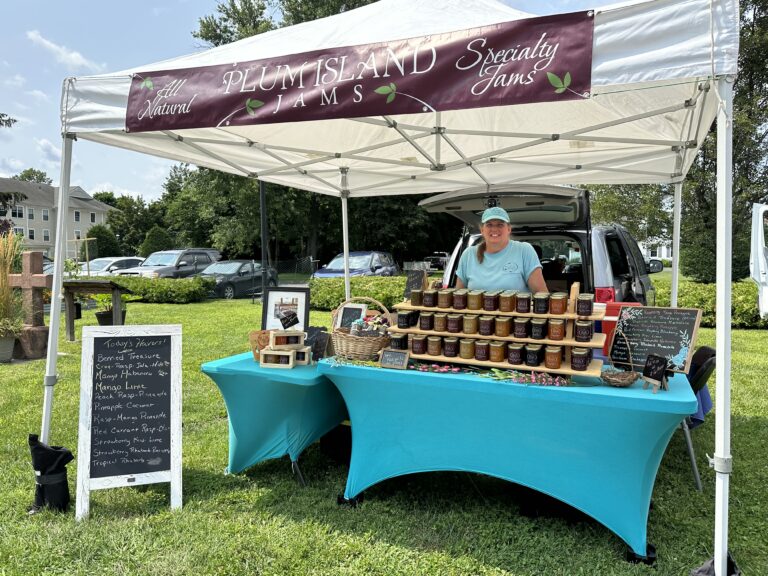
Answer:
[0, 230, 23, 362]
[93, 294, 128, 326]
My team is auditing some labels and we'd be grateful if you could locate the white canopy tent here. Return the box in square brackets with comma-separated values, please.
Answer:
[47, 0, 739, 572]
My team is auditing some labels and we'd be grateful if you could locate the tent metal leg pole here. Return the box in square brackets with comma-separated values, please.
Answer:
[341, 191, 351, 300]
[671, 181, 683, 307]
[259, 180, 269, 294]
[680, 419, 702, 491]
[40, 134, 74, 445]
[714, 78, 734, 576]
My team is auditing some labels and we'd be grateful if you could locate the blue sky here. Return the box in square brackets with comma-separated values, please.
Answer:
[0, 0, 597, 200]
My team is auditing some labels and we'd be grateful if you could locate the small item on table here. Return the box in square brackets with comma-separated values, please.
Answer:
[410, 289, 424, 307]
[576, 293, 595, 317]
[259, 348, 296, 369]
[427, 336, 442, 356]
[294, 346, 313, 366]
[549, 292, 568, 315]
[452, 289, 468, 310]
[423, 289, 438, 308]
[433, 312, 448, 333]
[570, 347, 590, 371]
[530, 318, 548, 340]
[516, 292, 532, 313]
[462, 314, 479, 334]
[525, 344, 543, 367]
[269, 330, 306, 350]
[437, 289, 454, 309]
[459, 338, 475, 359]
[499, 290, 517, 313]
[513, 317, 530, 339]
[544, 345, 562, 369]
[483, 290, 500, 312]
[489, 341, 507, 363]
[419, 312, 434, 331]
[574, 320, 594, 343]
[507, 343, 524, 365]
[248, 329, 273, 361]
[397, 311, 412, 329]
[411, 335, 427, 355]
[478, 315, 495, 336]
[443, 337, 459, 357]
[379, 348, 410, 370]
[475, 340, 490, 362]
[533, 292, 550, 315]
[467, 290, 484, 310]
[494, 316, 511, 337]
[548, 318, 565, 341]
[389, 333, 409, 350]
[447, 313, 463, 333]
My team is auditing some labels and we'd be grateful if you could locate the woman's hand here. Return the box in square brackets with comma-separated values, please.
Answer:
[527, 268, 548, 293]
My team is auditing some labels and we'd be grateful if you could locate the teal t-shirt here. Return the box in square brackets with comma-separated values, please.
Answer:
[456, 241, 541, 291]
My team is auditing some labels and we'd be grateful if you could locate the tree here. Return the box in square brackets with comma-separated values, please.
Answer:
[0, 113, 15, 129]
[280, 0, 374, 26]
[590, 185, 672, 247]
[92, 191, 118, 208]
[106, 195, 165, 256]
[140, 225, 175, 257]
[81, 224, 121, 259]
[193, 0, 273, 47]
[12, 168, 52, 185]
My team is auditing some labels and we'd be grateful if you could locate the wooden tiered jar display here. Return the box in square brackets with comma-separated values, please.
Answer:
[390, 285, 606, 377]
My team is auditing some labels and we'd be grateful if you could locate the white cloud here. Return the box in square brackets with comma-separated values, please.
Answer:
[0, 157, 26, 176]
[25, 90, 50, 103]
[13, 101, 30, 111]
[1, 60, 10, 68]
[91, 181, 150, 200]
[36, 138, 62, 163]
[26, 30, 106, 73]
[4, 74, 26, 88]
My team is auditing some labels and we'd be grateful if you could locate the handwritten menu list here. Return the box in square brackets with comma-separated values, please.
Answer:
[90, 336, 172, 478]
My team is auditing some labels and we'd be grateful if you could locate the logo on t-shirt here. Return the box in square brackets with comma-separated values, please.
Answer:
[502, 261, 520, 273]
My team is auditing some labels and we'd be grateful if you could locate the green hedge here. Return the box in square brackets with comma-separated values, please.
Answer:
[652, 277, 767, 329]
[309, 277, 415, 311]
[110, 276, 215, 304]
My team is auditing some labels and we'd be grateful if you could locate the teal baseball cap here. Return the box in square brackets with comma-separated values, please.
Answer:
[481, 206, 510, 224]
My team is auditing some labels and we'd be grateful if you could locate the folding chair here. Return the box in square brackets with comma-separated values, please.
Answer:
[681, 346, 716, 491]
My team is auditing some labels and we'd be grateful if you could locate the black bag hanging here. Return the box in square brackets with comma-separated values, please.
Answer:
[28, 434, 73, 513]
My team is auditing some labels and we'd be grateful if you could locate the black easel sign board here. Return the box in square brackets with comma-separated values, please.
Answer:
[76, 325, 182, 520]
[305, 326, 329, 360]
[403, 270, 427, 299]
[608, 306, 702, 373]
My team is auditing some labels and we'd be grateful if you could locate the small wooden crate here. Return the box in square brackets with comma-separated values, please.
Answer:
[269, 330, 306, 350]
[259, 348, 296, 369]
[294, 346, 313, 366]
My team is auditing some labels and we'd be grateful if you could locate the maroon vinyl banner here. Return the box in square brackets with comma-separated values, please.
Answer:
[126, 11, 593, 133]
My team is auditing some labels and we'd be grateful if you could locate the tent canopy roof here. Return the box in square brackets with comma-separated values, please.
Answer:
[62, 0, 739, 197]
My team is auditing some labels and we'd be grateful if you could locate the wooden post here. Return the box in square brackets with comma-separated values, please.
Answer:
[64, 289, 76, 342]
[112, 287, 122, 325]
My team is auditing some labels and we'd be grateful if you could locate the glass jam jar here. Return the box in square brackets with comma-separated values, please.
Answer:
[549, 292, 567, 315]
[499, 290, 517, 313]
[423, 289, 438, 308]
[576, 293, 594, 317]
[410, 289, 423, 307]
[547, 318, 565, 341]
[513, 317, 530, 339]
[409, 310, 420, 327]
[494, 316, 511, 337]
[574, 320, 594, 343]
[397, 311, 413, 329]
[427, 336, 442, 356]
[483, 291, 500, 312]
[507, 343, 524, 365]
[452, 289, 468, 310]
[459, 339, 475, 359]
[525, 344, 543, 367]
[516, 292, 531, 313]
[530, 318, 548, 340]
[489, 341, 507, 363]
[467, 290, 484, 310]
[437, 289, 454, 309]
[478, 315, 495, 336]
[443, 337, 459, 357]
[411, 335, 427, 355]
[571, 347, 590, 371]
[390, 333, 408, 350]
[533, 292, 550, 315]
[433, 313, 448, 333]
[447, 314, 463, 333]
[475, 340, 490, 361]
[419, 312, 434, 331]
[544, 346, 562, 369]
[462, 314, 479, 334]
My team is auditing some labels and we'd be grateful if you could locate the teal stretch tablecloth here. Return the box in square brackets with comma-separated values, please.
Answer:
[201, 352, 347, 474]
[317, 360, 697, 556]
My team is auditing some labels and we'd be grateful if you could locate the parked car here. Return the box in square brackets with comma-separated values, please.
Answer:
[312, 251, 400, 278]
[79, 256, 144, 277]
[115, 249, 218, 279]
[424, 251, 450, 271]
[197, 260, 278, 299]
[418, 185, 663, 305]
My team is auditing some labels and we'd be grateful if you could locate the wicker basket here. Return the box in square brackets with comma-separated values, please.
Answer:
[602, 330, 640, 387]
[331, 296, 391, 360]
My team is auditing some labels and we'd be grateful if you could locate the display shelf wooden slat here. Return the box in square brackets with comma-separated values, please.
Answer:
[392, 301, 605, 321]
[406, 352, 604, 378]
[387, 324, 606, 349]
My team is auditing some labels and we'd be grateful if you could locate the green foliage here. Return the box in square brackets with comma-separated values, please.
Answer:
[91, 191, 118, 207]
[11, 168, 52, 185]
[0, 231, 23, 337]
[91, 293, 131, 312]
[309, 276, 410, 310]
[652, 276, 768, 328]
[82, 224, 121, 259]
[139, 225, 175, 257]
[193, 0, 273, 47]
[112, 276, 215, 304]
[107, 195, 165, 256]
[590, 184, 672, 246]
[0, 112, 16, 128]
[279, 0, 375, 26]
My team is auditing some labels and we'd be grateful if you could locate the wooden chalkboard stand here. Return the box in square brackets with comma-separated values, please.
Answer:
[76, 325, 182, 520]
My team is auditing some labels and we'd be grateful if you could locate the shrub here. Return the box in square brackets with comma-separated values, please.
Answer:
[309, 277, 412, 311]
[139, 226, 174, 257]
[82, 225, 121, 259]
[111, 276, 215, 304]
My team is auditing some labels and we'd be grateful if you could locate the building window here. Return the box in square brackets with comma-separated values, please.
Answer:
[12, 206, 24, 218]
[43, 229, 50, 242]
[0, 208, 5, 216]
[90, 212, 96, 223]
[28, 207, 35, 220]
[650, 248, 658, 258]
[74, 230, 81, 240]
[13, 227, 24, 236]
[28, 229, 35, 240]
[42, 208, 49, 221]
[74, 211, 80, 222]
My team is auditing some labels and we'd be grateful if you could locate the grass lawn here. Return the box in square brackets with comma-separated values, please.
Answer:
[1, 300, 766, 575]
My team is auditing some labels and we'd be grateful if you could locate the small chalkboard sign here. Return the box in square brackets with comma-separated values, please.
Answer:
[380, 348, 410, 370]
[305, 327, 330, 360]
[76, 325, 182, 520]
[642, 353, 670, 392]
[609, 306, 702, 373]
[335, 303, 367, 328]
[403, 270, 427, 299]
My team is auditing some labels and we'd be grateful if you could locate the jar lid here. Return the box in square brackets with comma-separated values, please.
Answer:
[517, 291, 531, 298]
[412, 334, 427, 341]
[479, 315, 495, 320]
[551, 292, 567, 299]
[577, 293, 594, 300]
[475, 340, 489, 347]
[427, 336, 442, 342]
[545, 346, 562, 353]
[434, 312, 447, 317]
[463, 314, 479, 319]
[508, 343, 524, 350]
[438, 289, 453, 294]
[468, 290, 484, 296]
[575, 320, 592, 327]
[453, 289, 468, 295]
[534, 292, 550, 298]
[501, 290, 517, 296]
[514, 317, 530, 324]
[531, 318, 547, 325]
[572, 347, 589, 356]
[495, 316, 510, 323]
[484, 290, 501, 296]
[490, 341, 505, 348]
[447, 313, 462, 319]
[444, 337, 458, 343]
[411, 288, 423, 294]
[424, 289, 438, 294]
[421, 311, 434, 317]
[549, 318, 565, 325]
[526, 344, 542, 352]
[459, 338, 475, 344]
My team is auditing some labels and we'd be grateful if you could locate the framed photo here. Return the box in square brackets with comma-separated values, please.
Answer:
[335, 303, 367, 329]
[261, 287, 310, 331]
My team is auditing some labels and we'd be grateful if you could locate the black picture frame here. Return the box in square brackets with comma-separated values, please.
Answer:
[261, 287, 311, 332]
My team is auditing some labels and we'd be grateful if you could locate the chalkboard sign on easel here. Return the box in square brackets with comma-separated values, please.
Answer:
[76, 325, 182, 520]
[403, 270, 427, 299]
[609, 306, 702, 373]
[642, 353, 670, 392]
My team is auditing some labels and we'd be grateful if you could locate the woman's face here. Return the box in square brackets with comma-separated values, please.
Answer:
[481, 219, 512, 251]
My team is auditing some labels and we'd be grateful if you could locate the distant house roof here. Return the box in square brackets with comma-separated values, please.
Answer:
[0, 177, 115, 212]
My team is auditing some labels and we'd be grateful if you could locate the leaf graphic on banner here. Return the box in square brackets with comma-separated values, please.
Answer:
[563, 72, 572, 88]
[141, 78, 154, 91]
[245, 98, 265, 116]
[375, 83, 398, 104]
[547, 72, 571, 94]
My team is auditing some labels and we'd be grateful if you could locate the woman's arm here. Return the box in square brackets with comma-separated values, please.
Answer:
[455, 277, 465, 289]
[527, 268, 548, 293]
